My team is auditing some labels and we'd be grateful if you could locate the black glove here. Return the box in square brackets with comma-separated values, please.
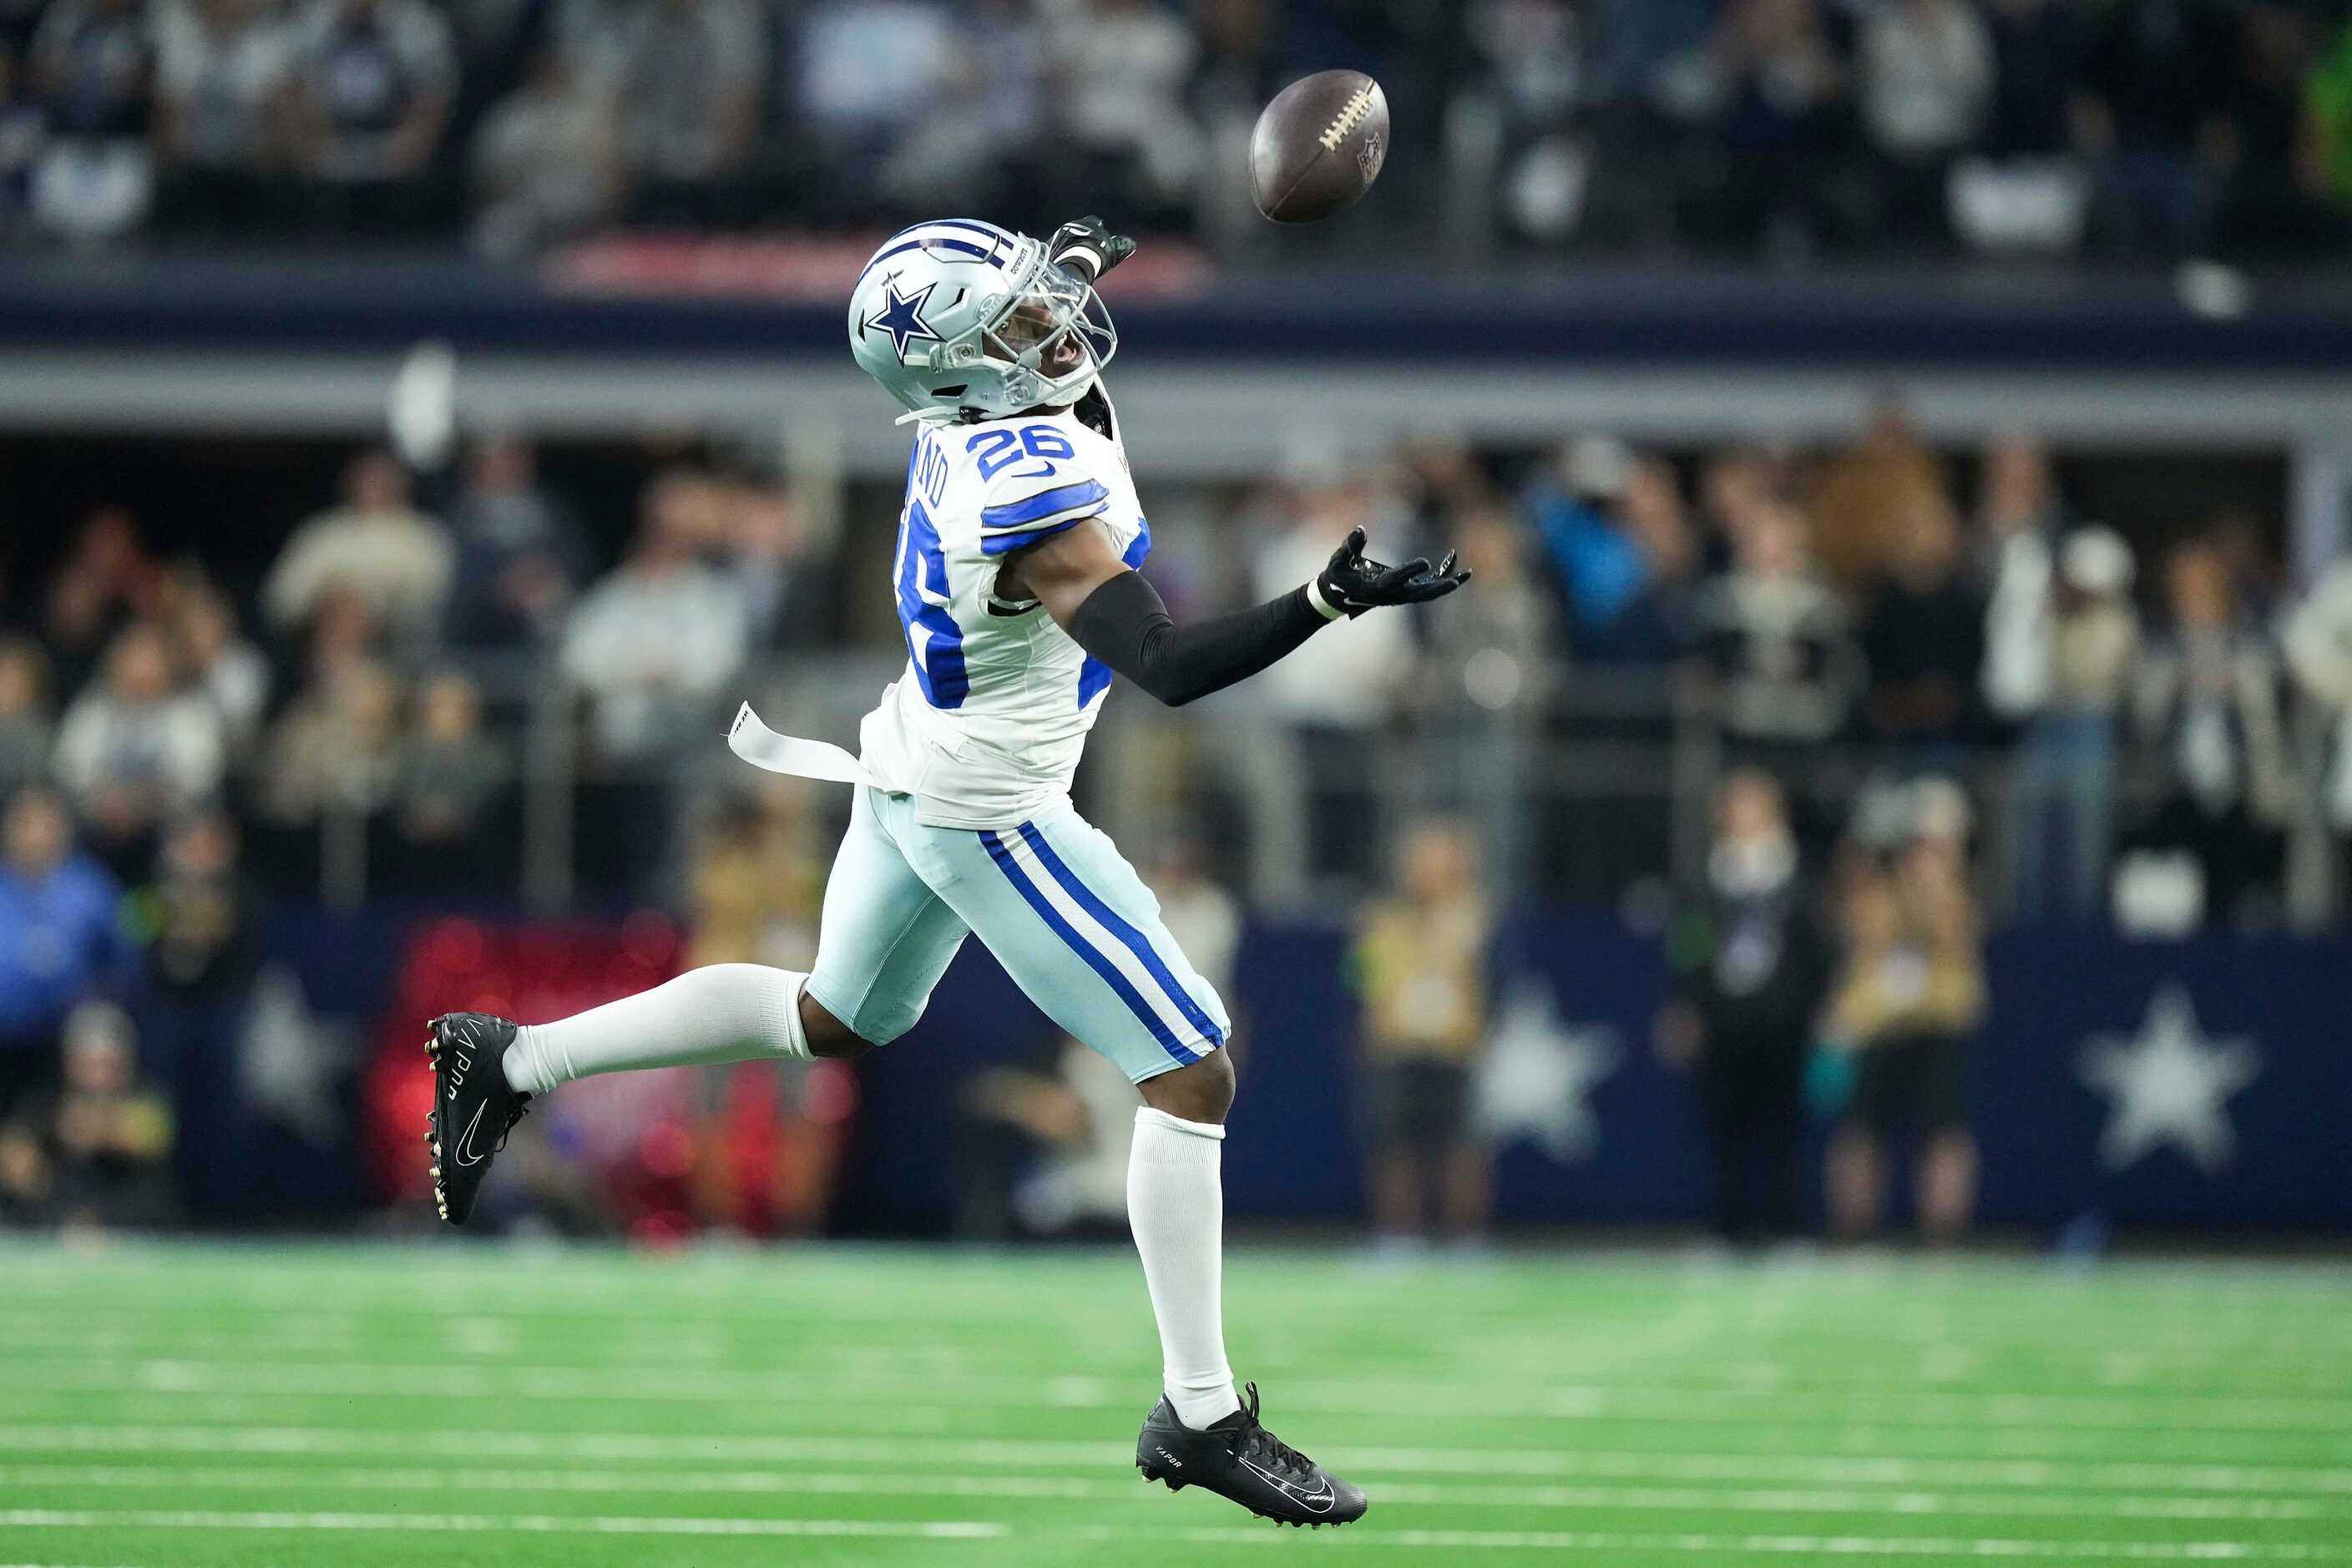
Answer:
[1047, 215, 1136, 284]
[1310, 527, 1473, 620]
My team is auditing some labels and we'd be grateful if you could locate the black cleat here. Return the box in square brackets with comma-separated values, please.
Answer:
[1136, 1381, 1367, 1528]
[424, 1013, 530, 1226]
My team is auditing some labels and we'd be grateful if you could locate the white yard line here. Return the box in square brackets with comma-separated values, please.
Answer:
[0, 1509, 1001, 1540]
[14, 1360, 2352, 1432]
[0, 1512, 2336, 1560]
[3, 1425, 2349, 1495]
[1163, 1526, 2347, 1558]
[0, 1464, 2334, 1520]
[7, 1338, 2344, 1399]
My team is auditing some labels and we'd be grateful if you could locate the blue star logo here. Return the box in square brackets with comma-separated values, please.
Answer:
[862, 280, 944, 361]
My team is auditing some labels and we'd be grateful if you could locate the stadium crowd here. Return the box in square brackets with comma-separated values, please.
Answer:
[0, 0, 2349, 260]
[3, 406, 2350, 1238]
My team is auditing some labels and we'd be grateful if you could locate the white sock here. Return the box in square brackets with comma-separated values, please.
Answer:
[500, 964, 811, 1095]
[1127, 1106, 1240, 1429]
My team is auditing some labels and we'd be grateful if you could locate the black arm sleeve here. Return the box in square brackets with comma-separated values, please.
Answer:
[1068, 569, 1328, 707]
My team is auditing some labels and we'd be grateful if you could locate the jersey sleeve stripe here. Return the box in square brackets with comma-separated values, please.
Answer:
[978, 515, 1090, 556]
[980, 479, 1110, 531]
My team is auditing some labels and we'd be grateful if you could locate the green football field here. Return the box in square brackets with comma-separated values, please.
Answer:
[2, 1243, 2349, 1566]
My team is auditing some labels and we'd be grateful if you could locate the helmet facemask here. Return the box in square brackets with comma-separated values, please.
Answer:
[947, 255, 1116, 417]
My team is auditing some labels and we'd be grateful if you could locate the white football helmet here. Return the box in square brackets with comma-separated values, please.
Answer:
[847, 220, 1118, 425]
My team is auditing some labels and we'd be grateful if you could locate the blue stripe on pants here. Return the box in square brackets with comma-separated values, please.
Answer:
[978, 830, 1202, 1066]
[1013, 822, 1226, 1049]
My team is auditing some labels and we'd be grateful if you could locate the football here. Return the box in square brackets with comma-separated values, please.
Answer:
[1249, 71, 1390, 224]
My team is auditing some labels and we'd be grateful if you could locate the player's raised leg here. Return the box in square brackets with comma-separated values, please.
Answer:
[428, 785, 968, 1225]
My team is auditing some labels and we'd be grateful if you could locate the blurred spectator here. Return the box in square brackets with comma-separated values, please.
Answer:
[1857, 0, 1993, 244]
[139, 808, 257, 1216]
[1426, 503, 1555, 707]
[0, 787, 131, 1128]
[1808, 403, 1947, 595]
[683, 781, 838, 1236]
[259, 655, 403, 824]
[1692, 499, 1860, 746]
[171, 582, 271, 748]
[469, 47, 617, 255]
[1045, 0, 1201, 230]
[2311, 13, 2352, 215]
[1186, 0, 1276, 250]
[263, 448, 453, 646]
[1525, 438, 1696, 663]
[1595, 0, 1715, 107]
[1525, 434, 1642, 654]
[2208, 505, 2287, 627]
[879, 0, 1045, 220]
[1976, 431, 2068, 724]
[2008, 527, 2137, 920]
[1350, 817, 1492, 1254]
[1616, 453, 1702, 660]
[1139, 832, 1241, 1040]
[689, 777, 823, 971]
[390, 669, 509, 887]
[956, 1034, 1113, 1242]
[1465, 0, 1596, 246]
[2128, 538, 2288, 928]
[1419, 503, 1551, 899]
[443, 434, 591, 647]
[0, 1102, 41, 1222]
[561, 468, 749, 762]
[24, 0, 154, 242]
[0, 0, 36, 50]
[2077, 0, 2235, 253]
[595, 0, 764, 225]
[1982, 0, 2083, 159]
[53, 622, 227, 874]
[13, 1000, 176, 1229]
[2286, 549, 2352, 888]
[727, 476, 841, 654]
[1697, 443, 1779, 569]
[0, 636, 53, 799]
[1246, 479, 1414, 893]
[794, 0, 955, 213]
[1857, 486, 1984, 756]
[43, 505, 165, 701]
[1656, 768, 1829, 1247]
[1679, 0, 1847, 252]
[294, 583, 380, 693]
[1822, 794, 1985, 1242]
[151, 0, 293, 238]
[283, 0, 455, 233]
[2209, 3, 2344, 258]
[0, 42, 46, 234]
[2285, 552, 2352, 909]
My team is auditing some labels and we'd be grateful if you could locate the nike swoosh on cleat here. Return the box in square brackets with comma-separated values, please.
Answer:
[453, 1100, 491, 1167]
[1236, 1456, 1334, 1513]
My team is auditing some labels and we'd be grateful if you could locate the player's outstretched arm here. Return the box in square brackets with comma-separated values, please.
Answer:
[1017, 522, 1469, 708]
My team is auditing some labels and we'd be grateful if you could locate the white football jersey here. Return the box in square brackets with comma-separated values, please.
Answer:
[857, 402, 1148, 830]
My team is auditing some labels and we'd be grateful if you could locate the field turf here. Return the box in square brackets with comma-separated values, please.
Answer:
[1, 1242, 2348, 1565]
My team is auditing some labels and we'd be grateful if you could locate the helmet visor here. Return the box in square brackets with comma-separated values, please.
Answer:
[984, 262, 1116, 381]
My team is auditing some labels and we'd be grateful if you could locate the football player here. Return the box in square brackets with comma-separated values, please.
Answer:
[425, 217, 1465, 1528]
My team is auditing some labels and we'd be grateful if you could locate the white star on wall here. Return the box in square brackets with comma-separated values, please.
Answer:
[1473, 983, 1620, 1164]
[239, 963, 357, 1149]
[2076, 984, 2261, 1176]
